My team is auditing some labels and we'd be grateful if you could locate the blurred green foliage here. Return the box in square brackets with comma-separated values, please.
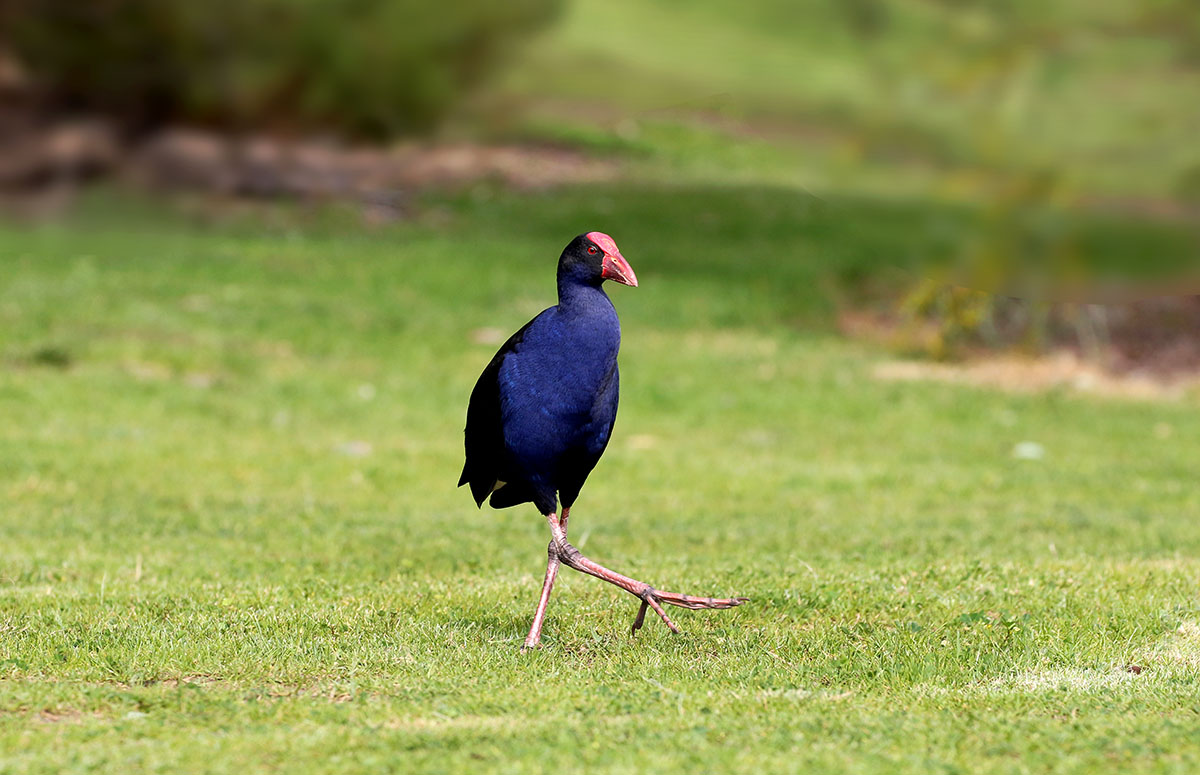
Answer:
[0, 0, 562, 136]
[510, 0, 1200, 200]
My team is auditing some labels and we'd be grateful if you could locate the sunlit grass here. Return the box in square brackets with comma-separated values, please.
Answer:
[1, 188, 1198, 773]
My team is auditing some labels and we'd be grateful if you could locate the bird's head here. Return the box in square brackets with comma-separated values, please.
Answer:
[559, 232, 638, 288]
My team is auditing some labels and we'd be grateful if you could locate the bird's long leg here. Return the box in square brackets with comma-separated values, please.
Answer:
[543, 513, 747, 636]
[522, 508, 570, 651]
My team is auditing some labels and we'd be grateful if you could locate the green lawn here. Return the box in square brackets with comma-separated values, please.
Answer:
[1, 185, 1198, 773]
[502, 0, 1200, 200]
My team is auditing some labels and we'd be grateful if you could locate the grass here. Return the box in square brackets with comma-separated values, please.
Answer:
[499, 0, 1200, 201]
[1, 183, 1198, 773]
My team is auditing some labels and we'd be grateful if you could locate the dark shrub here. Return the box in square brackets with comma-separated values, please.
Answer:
[0, 0, 562, 137]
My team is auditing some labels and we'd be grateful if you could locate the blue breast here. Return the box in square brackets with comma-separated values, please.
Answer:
[498, 291, 621, 482]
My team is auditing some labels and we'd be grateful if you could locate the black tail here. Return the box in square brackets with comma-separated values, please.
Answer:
[459, 462, 493, 509]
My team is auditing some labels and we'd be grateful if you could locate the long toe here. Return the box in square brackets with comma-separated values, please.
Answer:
[630, 589, 748, 637]
[652, 590, 750, 610]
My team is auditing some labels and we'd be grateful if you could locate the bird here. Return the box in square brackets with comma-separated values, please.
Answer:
[459, 232, 746, 650]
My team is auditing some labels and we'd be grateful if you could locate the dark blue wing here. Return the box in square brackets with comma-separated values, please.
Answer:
[458, 311, 546, 507]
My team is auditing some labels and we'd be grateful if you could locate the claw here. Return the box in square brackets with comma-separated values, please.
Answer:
[631, 600, 649, 636]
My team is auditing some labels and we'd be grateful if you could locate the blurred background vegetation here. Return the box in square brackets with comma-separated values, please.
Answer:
[1, 0, 1198, 359]
[5, 0, 1197, 191]
[0, 0, 564, 135]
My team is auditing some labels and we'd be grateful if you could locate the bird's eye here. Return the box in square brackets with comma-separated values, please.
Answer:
[587, 246, 598, 255]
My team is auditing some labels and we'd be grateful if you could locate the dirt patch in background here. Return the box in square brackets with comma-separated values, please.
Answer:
[1101, 297, 1200, 377]
[873, 354, 1200, 401]
[0, 67, 620, 218]
[848, 296, 1200, 399]
[125, 130, 621, 198]
[0, 121, 619, 199]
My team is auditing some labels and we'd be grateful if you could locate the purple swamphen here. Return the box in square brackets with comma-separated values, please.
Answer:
[459, 232, 746, 650]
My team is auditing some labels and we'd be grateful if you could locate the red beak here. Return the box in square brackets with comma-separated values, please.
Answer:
[587, 231, 638, 287]
[601, 251, 638, 287]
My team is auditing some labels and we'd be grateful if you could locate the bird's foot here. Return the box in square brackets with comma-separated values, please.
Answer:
[545, 514, 747, 639]
[631, 587, 749, 636]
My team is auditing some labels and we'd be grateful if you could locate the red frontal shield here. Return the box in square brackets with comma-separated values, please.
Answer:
[587, 231, 637, 287]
